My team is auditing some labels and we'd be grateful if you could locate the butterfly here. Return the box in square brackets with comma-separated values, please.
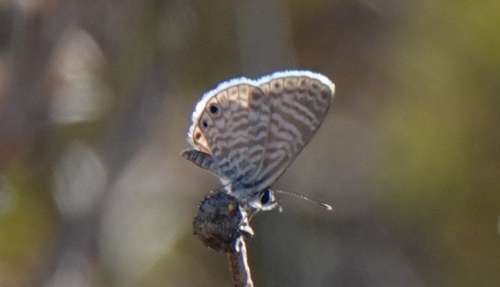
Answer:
[182, 70, 334, 214]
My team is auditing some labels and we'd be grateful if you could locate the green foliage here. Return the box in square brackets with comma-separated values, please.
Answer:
[378, 0, 500, 285]
[0, 166, 56, 279]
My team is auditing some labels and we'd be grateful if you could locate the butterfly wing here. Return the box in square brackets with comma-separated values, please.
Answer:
[187, 79, 271, 186]
[247, 71, 335, 191]
[185, 71, 335, 195]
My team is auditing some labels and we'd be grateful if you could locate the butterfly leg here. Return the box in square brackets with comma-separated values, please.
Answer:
[181, 149, 218, 171]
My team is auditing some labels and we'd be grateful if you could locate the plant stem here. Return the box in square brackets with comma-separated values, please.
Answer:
[227, 238, 254, 287]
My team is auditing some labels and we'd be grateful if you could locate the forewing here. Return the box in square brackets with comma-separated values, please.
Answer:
[249, 72, 335, 190]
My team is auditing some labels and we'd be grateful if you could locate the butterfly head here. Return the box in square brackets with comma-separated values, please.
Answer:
[246, 188, 279, 214]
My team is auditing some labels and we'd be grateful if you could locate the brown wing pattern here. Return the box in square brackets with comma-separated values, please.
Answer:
[189, 82, 271, 183]
[186, 71, 334, 194]
[248, 74, 334, 190]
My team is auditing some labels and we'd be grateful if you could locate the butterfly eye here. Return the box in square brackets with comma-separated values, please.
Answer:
[260, 189, 271, 205]
[209, 103, 219, 115]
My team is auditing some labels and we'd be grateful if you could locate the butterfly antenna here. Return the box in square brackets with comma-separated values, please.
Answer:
[274, 189, 332, 211]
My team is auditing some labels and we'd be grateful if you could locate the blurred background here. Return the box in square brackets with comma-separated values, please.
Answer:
[0, 0, 499, 286]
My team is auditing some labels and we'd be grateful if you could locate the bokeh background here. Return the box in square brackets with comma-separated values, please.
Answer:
[0, 0, 499, 286]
